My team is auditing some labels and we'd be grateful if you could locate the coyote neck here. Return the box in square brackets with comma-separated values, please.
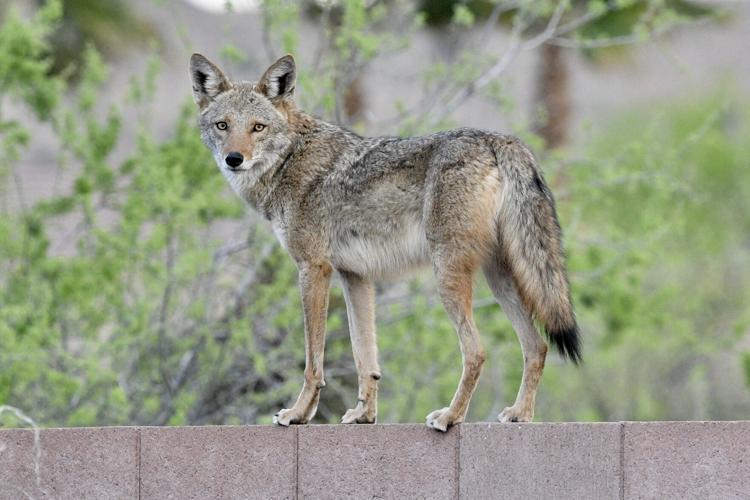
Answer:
[248, 110, 363, 220]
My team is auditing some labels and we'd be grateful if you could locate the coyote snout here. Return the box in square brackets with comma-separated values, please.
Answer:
[190, 52, 580, 431]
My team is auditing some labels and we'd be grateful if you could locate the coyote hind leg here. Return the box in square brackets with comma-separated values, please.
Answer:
[339, 271, 380, 424]
[484, 261, 547, 422]
[425, 266, 486, 432]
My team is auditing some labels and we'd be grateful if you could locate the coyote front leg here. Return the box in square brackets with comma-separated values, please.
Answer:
[340, 271, 380, 424]
[274, 262, 332, 426]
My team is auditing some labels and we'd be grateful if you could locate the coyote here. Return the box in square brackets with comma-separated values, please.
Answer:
[189, 53, 580, 431]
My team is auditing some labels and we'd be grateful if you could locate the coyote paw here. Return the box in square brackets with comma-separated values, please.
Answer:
[498, 405, 533, 423]
[425, 407, 459, 432]
[341, 403, 376, 424]
[273, 408, 308, 426]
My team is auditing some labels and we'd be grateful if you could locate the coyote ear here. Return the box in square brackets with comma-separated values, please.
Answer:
[190, 53, 232, 109]
[257, 54, 296, 102]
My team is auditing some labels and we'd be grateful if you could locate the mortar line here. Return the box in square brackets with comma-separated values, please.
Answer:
[295, 426, 300, 500]
[455, 424, 461, 500]
[136, 427, 142, 500]
[619, 422, 625, 500]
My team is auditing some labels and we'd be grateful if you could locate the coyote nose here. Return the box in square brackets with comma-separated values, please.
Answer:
[225, 152, 244, 168]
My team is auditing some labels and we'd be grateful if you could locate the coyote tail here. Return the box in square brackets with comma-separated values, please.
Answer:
[492, 137, 581, 363]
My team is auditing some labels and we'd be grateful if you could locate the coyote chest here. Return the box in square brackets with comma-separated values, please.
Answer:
[330, 217, 430, 279]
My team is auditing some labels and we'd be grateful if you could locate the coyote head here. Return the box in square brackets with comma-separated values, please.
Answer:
[189, 53, 297, 190]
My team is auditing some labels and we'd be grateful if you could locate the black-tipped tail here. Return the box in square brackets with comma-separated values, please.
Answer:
[546, 325, 582, 364]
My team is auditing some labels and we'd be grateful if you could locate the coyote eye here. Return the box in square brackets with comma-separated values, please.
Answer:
[216, 121, 228, 131]
[253, 123, 266, 132]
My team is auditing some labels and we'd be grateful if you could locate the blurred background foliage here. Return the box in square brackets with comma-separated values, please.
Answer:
[0, 0, 156, 78]
[0, 0, 748, 427]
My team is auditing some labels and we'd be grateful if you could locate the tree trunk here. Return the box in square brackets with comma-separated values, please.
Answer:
[532, 43, 571, 150]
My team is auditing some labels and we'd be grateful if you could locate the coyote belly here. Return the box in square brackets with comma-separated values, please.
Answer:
[190, 52, 581, 431]
[331, 212, 430, 279]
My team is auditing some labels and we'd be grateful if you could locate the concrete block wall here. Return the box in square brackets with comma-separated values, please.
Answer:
[1, 422, 748, 499]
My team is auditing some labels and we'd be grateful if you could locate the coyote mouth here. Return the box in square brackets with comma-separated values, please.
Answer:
[227, 157, 264, 173]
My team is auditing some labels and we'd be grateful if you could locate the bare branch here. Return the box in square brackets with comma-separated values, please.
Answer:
[477, 0, 522, 47]
[425, 16, 525, 124]
[553, 8, 607, 37]
[548, 16, 714, 49]
[523, 0, 569, 51]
